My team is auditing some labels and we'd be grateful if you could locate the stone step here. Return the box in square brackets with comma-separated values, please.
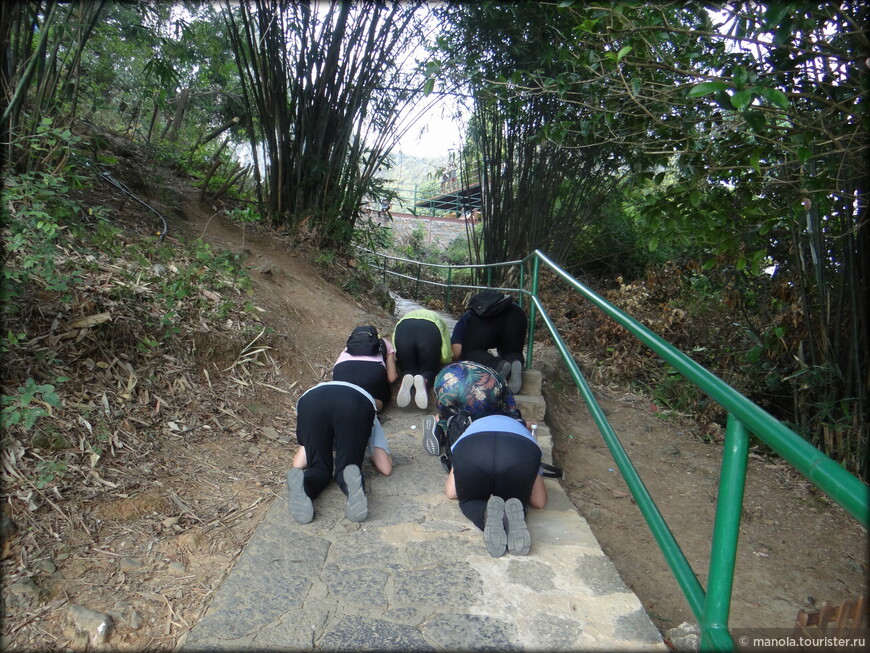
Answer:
[515, 392, 546, 423]
[519, 368, 542, 395]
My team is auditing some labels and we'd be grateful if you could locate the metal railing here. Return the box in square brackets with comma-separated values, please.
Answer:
[357, 246, 870, 651]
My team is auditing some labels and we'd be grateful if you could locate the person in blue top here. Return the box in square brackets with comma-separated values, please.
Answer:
[443, 413, 548, 558]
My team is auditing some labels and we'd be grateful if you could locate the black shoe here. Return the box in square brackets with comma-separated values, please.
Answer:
[440, 454, 452, 474]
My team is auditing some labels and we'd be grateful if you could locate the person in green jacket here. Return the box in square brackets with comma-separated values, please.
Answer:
[392, 308, 452, 410]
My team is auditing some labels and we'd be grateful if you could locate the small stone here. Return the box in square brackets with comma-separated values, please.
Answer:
[666, 621, 700, 652]
[68, 604, 113, 646]
[162, 516, 181, 529]
[261, 426, 280, 441]
[34, 558, 57, 574]
[8, 576, 44, 606]
[127, 609, 143, 630]
[167, 561, 187, 576]
[119, 557, 143, 573]
[110, 600, 144, 631]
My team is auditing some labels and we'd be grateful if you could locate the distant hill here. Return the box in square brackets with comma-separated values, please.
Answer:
[382, 150, 447, 211]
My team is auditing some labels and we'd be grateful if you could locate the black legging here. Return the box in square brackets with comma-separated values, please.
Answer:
[332, 360, 391, 407]
[296, 384, 375, 499]
[452, 430, 541, 530]
[394, 318, 443, 386]
[462, 303, 527, 369]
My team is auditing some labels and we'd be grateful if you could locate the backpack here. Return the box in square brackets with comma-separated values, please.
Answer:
[346, 326, 384, 357]
[468, 289, 513, 318]
[444, 409, 474, 451]
[440, 409, 475, 472]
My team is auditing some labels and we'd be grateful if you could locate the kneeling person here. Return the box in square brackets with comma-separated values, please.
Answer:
[444, 414, 548, 558]
[286, 381, 380, 524]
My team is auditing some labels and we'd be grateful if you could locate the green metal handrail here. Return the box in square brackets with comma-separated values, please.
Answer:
[358, 246, 870, 652]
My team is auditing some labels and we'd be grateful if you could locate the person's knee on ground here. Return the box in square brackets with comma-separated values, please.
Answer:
[444, 468, 458, 499]
[529, 473, 547, 509]
[293, 446, 307, 469]
[370, 446, 392, 475]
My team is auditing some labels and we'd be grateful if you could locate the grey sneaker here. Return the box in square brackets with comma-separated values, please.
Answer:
[495, 359, 511, 382]
[397, 374, 414, 408]
[483, 495, 507, 558]
[505, 497, 530, 555]
[423, 415, 440, 455]
[508, 360, 523, 394]
[286, 468, 313, 524]
[343, 464, 368, 522]
[413, 375, 428, 409]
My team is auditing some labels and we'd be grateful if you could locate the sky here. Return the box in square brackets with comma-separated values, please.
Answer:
[395, 95, 466, 160]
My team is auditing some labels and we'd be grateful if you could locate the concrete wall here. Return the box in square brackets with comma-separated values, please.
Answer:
[386, 212, 473, 249]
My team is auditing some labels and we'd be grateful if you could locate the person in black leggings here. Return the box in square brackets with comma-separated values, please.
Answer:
[443, 413, 547, 558]
[451, 299, 527, 394]
[393, 309, 452, 410]
[285, 381, 377, 524]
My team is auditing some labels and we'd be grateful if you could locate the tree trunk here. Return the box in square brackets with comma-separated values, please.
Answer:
[166, 87, 190, 142]
[199, 138, 230, 201]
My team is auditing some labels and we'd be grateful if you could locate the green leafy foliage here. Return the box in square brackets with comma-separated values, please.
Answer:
[1, 378, 66, 431]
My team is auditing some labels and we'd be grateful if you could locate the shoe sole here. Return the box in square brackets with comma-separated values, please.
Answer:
[495, 360, 511, 382]
[397, 374, 414, 408]
[286, 468, 313, 524]
[484, 496, 507, 557]
[505, 497, 530, 555]
[423, 416, 439, 455]
[508, 361, 523, 394]
[343, 464, 368, 522]
[413, 375, 428, 410]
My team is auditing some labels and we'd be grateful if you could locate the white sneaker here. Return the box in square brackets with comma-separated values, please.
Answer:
[397, 374, 414, 408]
[413, 375, 428, 410]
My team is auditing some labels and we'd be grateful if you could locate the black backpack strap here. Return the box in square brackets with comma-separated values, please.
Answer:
[539, 462, 563, 479]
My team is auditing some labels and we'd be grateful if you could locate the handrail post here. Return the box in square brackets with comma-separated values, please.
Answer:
[486, 266, 492, 287]
[382, 255, 387, 283]
[415, 263, 421, 300]
[526, 255, 540, 369]
[446, 267, 452, 311]
[518, 260, 525, 310]
[700, 414, 748, 652]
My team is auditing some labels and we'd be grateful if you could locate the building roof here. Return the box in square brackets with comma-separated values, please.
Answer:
[414, 182, 481, 211]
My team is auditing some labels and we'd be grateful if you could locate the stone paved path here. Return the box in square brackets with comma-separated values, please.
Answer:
[182, 366, 665, 651]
